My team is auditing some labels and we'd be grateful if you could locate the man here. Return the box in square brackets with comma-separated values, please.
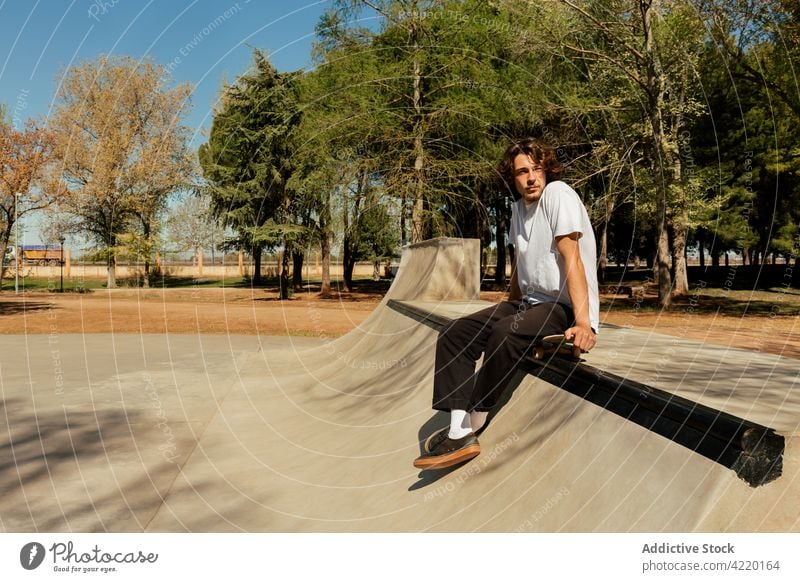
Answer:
[414, 138, 599, 470]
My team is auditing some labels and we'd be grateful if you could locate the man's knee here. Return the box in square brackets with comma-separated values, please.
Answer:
[438, 317, 472, 342]
[437, 320, 461, 354]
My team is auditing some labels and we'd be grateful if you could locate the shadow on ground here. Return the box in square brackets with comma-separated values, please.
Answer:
[0, 300, 53, 317]
[603, 292, 800, 316]
[0, 397, 231, 532]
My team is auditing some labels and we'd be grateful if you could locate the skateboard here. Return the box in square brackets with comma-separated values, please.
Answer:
[532, 334, 583, 360]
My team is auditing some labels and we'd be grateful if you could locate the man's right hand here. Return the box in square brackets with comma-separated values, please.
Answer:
[564, 323, 596, 352]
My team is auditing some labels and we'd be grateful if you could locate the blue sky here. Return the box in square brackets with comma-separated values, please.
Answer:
[1, 0, 339, 145]
[0, 0, 372, 246]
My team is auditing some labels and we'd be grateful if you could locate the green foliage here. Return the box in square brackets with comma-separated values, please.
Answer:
[196, 0, 800, 287]
[350, 201, 400, 263]
[116, 230, 161, 265]
[684, 17, 800, 262]
[246, 221, 311, 247]
[299, 0, 552, 244]
[198, 49, 302, 257]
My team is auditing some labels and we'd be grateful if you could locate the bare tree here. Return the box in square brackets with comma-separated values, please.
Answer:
[0, 120, 62, 279]
[50, 55, 194, 288]
[165, 194, 225, 264]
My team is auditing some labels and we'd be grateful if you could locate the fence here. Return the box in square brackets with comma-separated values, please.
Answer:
[2, 261, 389, 280]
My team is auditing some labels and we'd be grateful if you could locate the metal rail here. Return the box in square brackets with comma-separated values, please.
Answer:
[524, 355, 783, 487]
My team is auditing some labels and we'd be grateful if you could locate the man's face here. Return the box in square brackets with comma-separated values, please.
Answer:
[513, 153, 547, 205]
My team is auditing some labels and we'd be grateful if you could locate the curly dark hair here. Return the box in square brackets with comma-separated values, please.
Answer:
[497, 138, 562, 197]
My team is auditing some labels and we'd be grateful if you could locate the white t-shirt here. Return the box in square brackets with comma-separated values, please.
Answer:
[509, 180, 600, 332]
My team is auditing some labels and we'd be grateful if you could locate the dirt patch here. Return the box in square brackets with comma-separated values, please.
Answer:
[0, 288, 380, 338]
[1, 288, 798, 359]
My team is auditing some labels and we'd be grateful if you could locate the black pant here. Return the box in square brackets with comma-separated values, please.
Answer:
[432, 300, 573, 412]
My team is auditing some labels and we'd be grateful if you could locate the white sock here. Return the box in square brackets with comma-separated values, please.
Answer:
[448, 409, 472, 439]
[470, 410, 488, 433]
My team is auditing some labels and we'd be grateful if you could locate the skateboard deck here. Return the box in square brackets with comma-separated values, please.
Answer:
[533, 334, 583, 360]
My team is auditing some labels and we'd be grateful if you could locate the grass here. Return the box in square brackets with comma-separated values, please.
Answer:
[0, 277, 103, 292]
[0, 274, 393, 296]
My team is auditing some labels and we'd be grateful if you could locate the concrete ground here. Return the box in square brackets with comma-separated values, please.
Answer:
[1, 238, 798, 532]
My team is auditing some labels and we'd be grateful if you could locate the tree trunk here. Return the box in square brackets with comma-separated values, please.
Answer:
[320, 189, 332, 296]
[279, 242, 291, 300]
[142, 218, 151, 289]
[711, 236, 720, 267]
[342, 184, 352, 293]
[653, 161, 672, 306]
[411, 36, 426, 243]
[643, 0, 673, 307]
[0, 233, 10, 282]
[107, 253, 116, 289]
[292, 249, 304, 292]
[494, 196, 507, 288]
[400, 194, 407, 246]
[0, 209, 15, 281]
[343, 248, 356, 292]
[599, 218, 609, 284]
[599, 194, 614, 283]
[671, 214, 689, 296]
[412, 161, 425, 243]
[320, 232, 331, 296]
[698, 229, 705, 269]
[252, 245, 262, 285]
[372, 260, 381, 281]
[342, 172, 364, 292]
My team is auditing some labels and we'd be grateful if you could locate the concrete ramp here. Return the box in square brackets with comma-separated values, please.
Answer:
[143, 237, 800, 532]
[4, 237, 796, 532]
